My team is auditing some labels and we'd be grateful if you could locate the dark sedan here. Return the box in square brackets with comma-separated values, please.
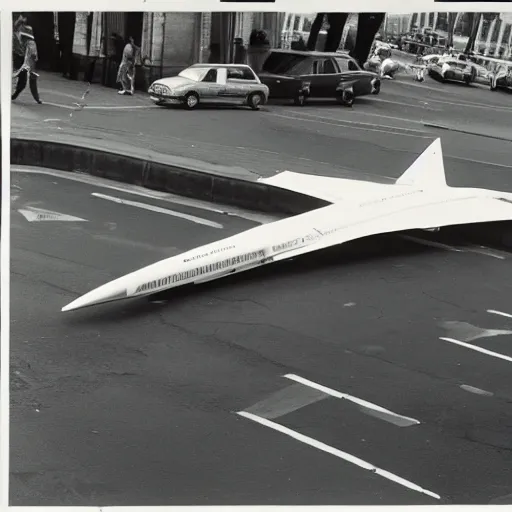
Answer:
[258, 49, 381, 107]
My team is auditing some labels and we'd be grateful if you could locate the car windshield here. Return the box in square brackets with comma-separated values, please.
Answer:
[451, 62, 470, 69]
[178, 67, 209, 82]
[262, 52, 310, 75]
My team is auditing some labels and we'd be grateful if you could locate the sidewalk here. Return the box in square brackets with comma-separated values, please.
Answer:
[34, 71, 151, 108]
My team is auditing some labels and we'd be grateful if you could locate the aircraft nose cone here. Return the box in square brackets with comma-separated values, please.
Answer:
[62, 285, 128, 312]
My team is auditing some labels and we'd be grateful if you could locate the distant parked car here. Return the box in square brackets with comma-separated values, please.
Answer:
[427, 56, 477, 85]
[489, 63, 512, 91]
[258, 49, 381, 107]
[148, 64, 269, 110]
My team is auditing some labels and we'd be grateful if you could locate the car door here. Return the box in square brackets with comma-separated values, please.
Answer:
[309, 59, 340, 98]
[335, 56, 372, 95]
[222, 67, 259, 103]
[199, 68, 225, 101]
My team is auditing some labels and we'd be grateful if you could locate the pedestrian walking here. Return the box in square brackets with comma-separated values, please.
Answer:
[12, 25, 42, 104]
[116, 36, 138, 96]
[12, 14, 28, 70]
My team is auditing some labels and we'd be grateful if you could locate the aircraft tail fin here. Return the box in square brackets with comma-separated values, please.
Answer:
[396, 138, 447, 188]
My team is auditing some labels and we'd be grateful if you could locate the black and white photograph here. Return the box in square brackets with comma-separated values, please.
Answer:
[8, 8, 512, 507]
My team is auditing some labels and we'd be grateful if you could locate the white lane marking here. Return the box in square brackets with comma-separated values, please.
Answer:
[18, 207, 87, 222]
[91, 192, 223, 229]
[398, 234, 462, 252]
[287, 108, 428, 128]
[284, 374, 420, 427]
[488, 309, 512, 319]
[79, 104, 156, 110]
[237, 411, 440, 500]
[423, 96, 512, 112]
[12, 167, 277, 224]
[460, 384, 494, 397]
[439, 337, 512, 363]
[39, 101, 75, 110]
[465, 245, 506, 260]
[371, 97, 442, 111]
[243, 383, 329, 420]
[441, 321, 512, 342]
[391, 81, 512, 111]
[39, 101, 154, 111]
[400, 236, 508, 259]
[269, 113, 432, 139]
[291, 109, 430, 133]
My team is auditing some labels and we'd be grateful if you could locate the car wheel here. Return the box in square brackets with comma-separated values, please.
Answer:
[248, 92, 264, 111]
[293, 93, 307, 106]
[338, 89, 354, 107]
[184, 92, 199, 109]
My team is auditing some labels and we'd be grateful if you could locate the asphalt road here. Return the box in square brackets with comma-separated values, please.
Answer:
[12, 71, 512, 191]
[10, 168, 512, 506]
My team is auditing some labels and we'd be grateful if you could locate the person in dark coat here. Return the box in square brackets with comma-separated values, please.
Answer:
[12, 26, 42, 104]
[12, 14, 28, 70]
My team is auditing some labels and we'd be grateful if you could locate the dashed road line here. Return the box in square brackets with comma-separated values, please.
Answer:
[464, 245, 507, 260]
[237, 411, 440, 500]
[440, 320, 512, 342]
[439, 337, 512, 363]
[284, 374, 420, 427]
[460, 384, 494, 397]
[399, 235, 508, 259]
[91, 192, 224, 229]
[398, 234, 462, 252]
[488, 309, 512, 319]
[268, 113, 432, 139]
[12, 167, 278, 224]
[242, 382, 329, 420]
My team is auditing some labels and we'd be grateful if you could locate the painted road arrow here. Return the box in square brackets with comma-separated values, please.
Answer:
[18, 207, 88, 223]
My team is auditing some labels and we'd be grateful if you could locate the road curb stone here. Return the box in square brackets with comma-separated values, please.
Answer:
[11, 137, 329, 216]
[11, 137, 512, 250]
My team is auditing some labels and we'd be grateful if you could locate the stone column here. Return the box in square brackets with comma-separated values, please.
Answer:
[485, 17, 497, 55]
[496, 17, 506, 57]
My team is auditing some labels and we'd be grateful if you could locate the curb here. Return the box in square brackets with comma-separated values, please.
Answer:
[11, 138, 329, 216]
[11, 138, 512, 250]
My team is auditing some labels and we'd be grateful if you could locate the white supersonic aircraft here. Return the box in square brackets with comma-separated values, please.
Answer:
[62, 138, 512, 312]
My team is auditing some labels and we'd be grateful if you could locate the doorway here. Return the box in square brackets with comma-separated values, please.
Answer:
[125, 12, 144, 46]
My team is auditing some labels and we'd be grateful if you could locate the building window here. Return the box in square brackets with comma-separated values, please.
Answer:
[436, 13, 448, 33]
[491, 19, 502, 43]
[410, 13, 418, 29]
[503, 24, 511, 46]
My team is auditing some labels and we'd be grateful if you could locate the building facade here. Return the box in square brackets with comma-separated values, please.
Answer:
[408, 11, 512, 58]
[18, 12, 284, 88]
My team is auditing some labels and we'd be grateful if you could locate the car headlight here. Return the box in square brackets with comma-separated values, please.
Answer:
[150, 84, 172, 96]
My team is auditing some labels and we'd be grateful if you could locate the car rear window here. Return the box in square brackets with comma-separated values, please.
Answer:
[262, 52, 310, 75]
[227, 67, 257, 80]
[335, 57, 360, 72]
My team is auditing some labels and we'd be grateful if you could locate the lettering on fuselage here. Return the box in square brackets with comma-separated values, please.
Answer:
[359, 190, 421, 207]
[183, 245, 235, 262]
[134, 250, 266, 294]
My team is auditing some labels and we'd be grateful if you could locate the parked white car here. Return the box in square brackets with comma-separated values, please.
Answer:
[148, 64, 270, 110]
